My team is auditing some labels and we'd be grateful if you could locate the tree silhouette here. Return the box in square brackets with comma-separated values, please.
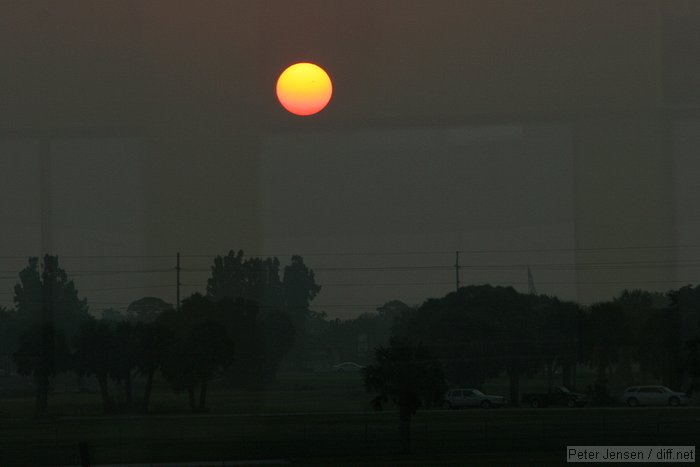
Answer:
[326, 311, 394, 363]
[111, 320, 139, 407]
[72, 318, 117, 413]
[160, 294, 235, 410]
[126, 296, 173, 323]
[13, 323, 70, 417]
[14, 255, 89, 338]
[581, 301, 630, 403]
[492, 291, 544, 406]
[394, 286, 528, 393]
[261, 310, 295, 382]
[215, 297, 264, 388]
[0, 307, 19, 375]
[377, 300, 414, 325]
[283, 255, 321, 333]
[363, 338, 446, 454]
[12, 255, 87, 417]
[614, 289, 667, 382]
[206, 250, 284, 308]
[101, 308, 125, 322]
[538, 297, 582, 390]
[672, 285, 700, 390]
[205, 251, 314, 374]
[206, 250, 247, 302]
[636, 287, 697, 390]
[686, 337, 700, 397]
[135, 319, 172, 413]
[206, 251, 320, 335]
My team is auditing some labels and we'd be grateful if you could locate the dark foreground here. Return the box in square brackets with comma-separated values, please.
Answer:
[1, 407, 698, 466]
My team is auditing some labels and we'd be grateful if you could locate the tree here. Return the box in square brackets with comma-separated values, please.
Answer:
[636, 287, 698, 390]
[638, 305, 683, 389]
[538, 298, 582, 389]
[217, 297, 279, 388]
[672, 285, 700, 391]
[101, 308, 125, 322]
[686, 337, 700, 397]
[72, 318, 117, 413]
[377, 300, 414, 326]
[491, 291, 544, 406]
[14, 255, 90, 338]
[324, 312, 394, 364]
[12, 255, 89, 416]
[363, 338, 446, 454]
[160, 294, 235, 410]
[581, 301, 630, 403]
[13, 323, 70, 416]
[393, 285, 541, 403]
[206, 250, 246, 302]
[205, 251, 314, 375]
[111, 320, 139, 407]
[125, 296, 175, 409]
[206, 250, 284, 308]
[0, 307, 19, 375]
[135, 319, 172, 413]
[393, 292, 495, 389]
[283, 255, 321, 332]
[614, 289, 667, 381]
[260, 310, 295, 382]
[126, 297, 173, 323]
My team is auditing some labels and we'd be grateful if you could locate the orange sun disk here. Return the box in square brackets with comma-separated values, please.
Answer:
[276, 62, 332, 116]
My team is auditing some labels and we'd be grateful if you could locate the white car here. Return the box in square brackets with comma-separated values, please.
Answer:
[444, 388, 506, 409]
[621, 386, 689, 407]
[333, 362, 365, 373]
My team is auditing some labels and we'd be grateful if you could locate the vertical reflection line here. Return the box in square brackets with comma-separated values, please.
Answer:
[39, 137, 52, 257]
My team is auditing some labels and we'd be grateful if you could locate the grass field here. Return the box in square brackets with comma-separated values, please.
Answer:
[1, 407, 698, 466]
[1, 371, 698, 466]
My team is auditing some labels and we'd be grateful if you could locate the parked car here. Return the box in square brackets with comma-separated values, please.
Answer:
[332, 362, 365, 373]
[521, 386, 589, 408]
[444, 388, 506, 409]
[621, 386, 689, 407]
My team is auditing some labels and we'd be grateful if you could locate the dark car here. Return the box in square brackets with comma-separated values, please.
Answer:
[522, 386, 589, 408]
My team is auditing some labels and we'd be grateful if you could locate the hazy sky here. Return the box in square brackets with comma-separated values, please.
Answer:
[1, 1, 700, 318]
[258, 123, 577, 315]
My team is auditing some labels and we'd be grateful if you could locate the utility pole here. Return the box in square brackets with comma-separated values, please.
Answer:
[176, 252, 181, 310]
[455, 250, 460, 292]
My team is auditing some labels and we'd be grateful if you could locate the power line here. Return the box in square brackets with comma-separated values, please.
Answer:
[178, 244, 700, 257]
[66, 269, 173, 277]
[79, 285, 175, 292]
[2, 259, 699, 278]
[2, 242, 699, 260]
[182, 266, 453, 272]
[2, 277, 698, 297]
[0, 254, 177, 261]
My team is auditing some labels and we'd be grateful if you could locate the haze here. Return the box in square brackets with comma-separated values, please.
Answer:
[1, 1, 699, 318]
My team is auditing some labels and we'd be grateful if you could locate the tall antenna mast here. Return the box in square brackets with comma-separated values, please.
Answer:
[455, 251, 460, 292]
[527, 265, 537, 295]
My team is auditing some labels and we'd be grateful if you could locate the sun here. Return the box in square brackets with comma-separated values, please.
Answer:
[276, 62, 332, 116]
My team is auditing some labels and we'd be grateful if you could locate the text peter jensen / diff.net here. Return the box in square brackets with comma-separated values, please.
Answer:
[567, 446, 695, 463]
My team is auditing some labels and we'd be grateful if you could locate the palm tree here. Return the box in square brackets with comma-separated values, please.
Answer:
[363, 338, 446, 454]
